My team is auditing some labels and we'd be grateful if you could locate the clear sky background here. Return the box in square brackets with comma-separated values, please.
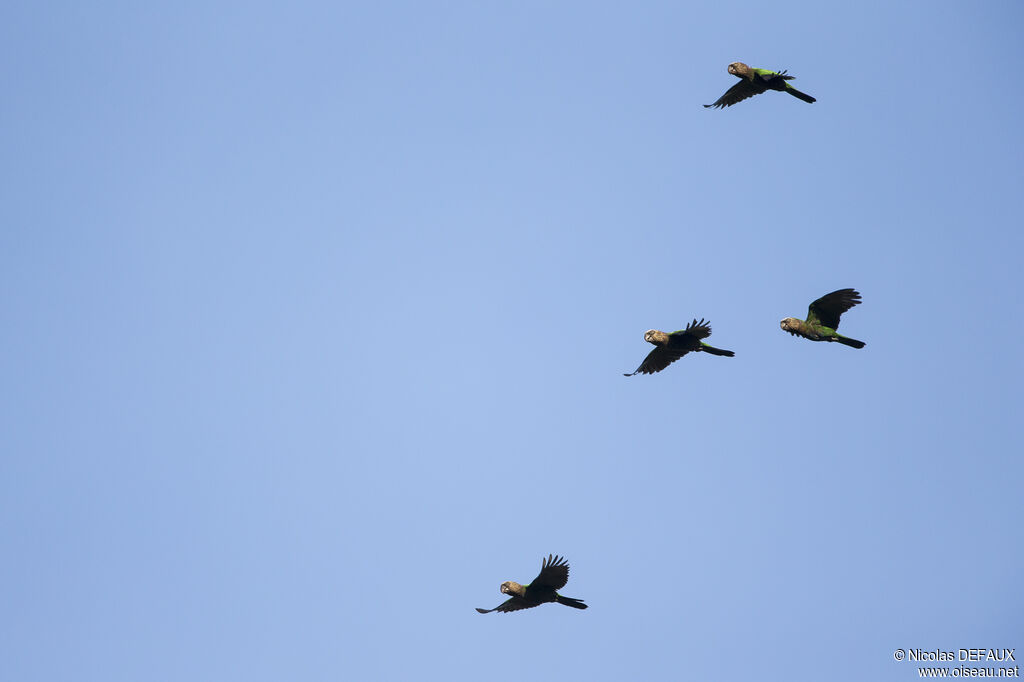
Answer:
[2, 2, 1022, 681]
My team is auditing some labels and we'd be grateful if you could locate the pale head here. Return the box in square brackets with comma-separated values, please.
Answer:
[780, 317, 799, 332]
[500, 581, 521, 595]
[728, 62, 751, 77]
[644, 329, 669, 346]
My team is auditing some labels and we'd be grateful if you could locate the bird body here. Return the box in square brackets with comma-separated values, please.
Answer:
[781, 288, 865, 349]
[476, 555, 587, 614]
[705, 62, 816, 109]
[624, 318, 734, 376]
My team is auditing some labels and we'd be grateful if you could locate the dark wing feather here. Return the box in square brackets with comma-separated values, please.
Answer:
[476, 597, 532, 614]
[704, 79, 762, 108]
[761, 69, 794, 81]
[806, 289, 862, 330]
[671, 318, 712, 341]
[624, 345, 690, 376]
[532, 554, 570, 591]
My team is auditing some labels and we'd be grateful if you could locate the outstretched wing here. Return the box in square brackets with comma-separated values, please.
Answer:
[531, 554, 570, 591]
[704, 79, 761, 108]
[476, 598, 532, 614]
[807, 289, 862, 330]
[671, 318, 712, 341]
[623, 319, 711, 375]
[624, 345, 690, 376]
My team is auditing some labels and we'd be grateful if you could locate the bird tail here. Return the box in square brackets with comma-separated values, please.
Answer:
[556, 595, 588, 610]
[785, 86, 816, 104]
[700, 343, 735, 357]
[836, 335, 865, 349]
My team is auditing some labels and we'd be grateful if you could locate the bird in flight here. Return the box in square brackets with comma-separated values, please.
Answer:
[624, 318, 734, 376]
[704, 62, 816, 109]
[780, 288, 865, 348]
[476, 555, 588, 613]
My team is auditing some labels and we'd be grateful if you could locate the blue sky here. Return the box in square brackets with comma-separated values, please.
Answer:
[2, 2, 1022, 680]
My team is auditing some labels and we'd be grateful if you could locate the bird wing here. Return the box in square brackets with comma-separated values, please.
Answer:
[476, 597, 532, 614]
[806, 289, 862, 330]
[531, 554, 570, 591]
[751, 67, 793, 81]
[704, 79, 761, 108]
[671, 318, 712, 341]
[624, 345, 690, 376]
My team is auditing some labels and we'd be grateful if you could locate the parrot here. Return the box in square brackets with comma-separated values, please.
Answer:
[476, 555, 588, 613]
[780, 288, 865, 348]
[705, 62, 816, 108]
[624, 318, 734, 376]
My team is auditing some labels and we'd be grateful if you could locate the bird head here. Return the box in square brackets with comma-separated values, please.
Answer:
[728, 62, 751, 78]
[500, 581, 522, 595]
[644, 330, 669, 346]
[780, 317, 798, 332]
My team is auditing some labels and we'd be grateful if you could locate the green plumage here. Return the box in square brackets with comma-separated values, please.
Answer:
[624, 318, 735, 376]
[705, 62, 816, 109]
[476, 555, 588, 614]
[781, 289, 865, 349]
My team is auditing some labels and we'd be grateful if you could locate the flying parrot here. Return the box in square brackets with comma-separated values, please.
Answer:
[624, 318, 735, 376]
[475, 555, 588, 613]
[780, 288, 865, 348]
[704, 62, 816, 109]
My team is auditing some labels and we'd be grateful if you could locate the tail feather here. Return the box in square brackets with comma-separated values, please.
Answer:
[556, 595, 588, 610]
[836, 335, 865, 349]
[700, 344, 735, 357]
[786, 86, 816, 104]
